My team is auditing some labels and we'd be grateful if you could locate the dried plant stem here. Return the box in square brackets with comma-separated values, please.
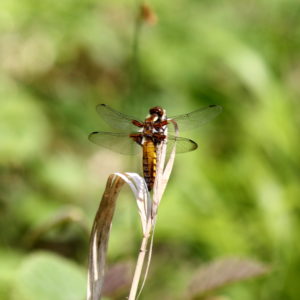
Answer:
[87, 172, 151, 300]
[130, 1, 143, 102]
[128, 221, 152, 300]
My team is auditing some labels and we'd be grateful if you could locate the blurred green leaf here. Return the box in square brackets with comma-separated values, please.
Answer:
[0, 249, 24, 300]
[0, 80, 50, 163]
[12, 252, 86, 300]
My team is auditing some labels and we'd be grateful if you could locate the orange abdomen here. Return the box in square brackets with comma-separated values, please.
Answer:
[143, 140, 157, 191]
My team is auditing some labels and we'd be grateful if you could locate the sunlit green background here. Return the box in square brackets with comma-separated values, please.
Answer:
[1, 0, 300, 299]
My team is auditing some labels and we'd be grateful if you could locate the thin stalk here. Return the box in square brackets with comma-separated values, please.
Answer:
[128, 221, 152, 300]
[130, 2, 143, 102]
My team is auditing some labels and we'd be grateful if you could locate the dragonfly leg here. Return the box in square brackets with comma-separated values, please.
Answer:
[130, 133, 143, 145]
[132, 120, 144, 128]
[152, 133, 166, 144]
[153, 120, 168, 130]
[160, 120, 169, 126]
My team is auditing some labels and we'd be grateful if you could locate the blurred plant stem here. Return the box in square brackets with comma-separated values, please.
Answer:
[130, 3, 143, 100]
[130, 2, 157, 106]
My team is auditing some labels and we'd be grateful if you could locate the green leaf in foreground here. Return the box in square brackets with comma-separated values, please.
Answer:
[0, 249, 24, 299]
[12, 252, 86, 300]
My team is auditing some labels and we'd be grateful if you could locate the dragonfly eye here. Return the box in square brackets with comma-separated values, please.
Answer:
[149, 106, 164, 117]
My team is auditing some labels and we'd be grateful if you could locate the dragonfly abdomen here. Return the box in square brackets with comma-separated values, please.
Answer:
[142, 139, 157, 191]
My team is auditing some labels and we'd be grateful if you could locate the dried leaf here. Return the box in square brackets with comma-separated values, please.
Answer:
[116, 172, 151, 234]
[87, 174, 125, 300]
[188, 257, 270, 298]
[86, 172, 150, 300]
[152, 122, 177, 211]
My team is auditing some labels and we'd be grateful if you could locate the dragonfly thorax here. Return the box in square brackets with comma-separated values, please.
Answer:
[141, 106, 168, 144]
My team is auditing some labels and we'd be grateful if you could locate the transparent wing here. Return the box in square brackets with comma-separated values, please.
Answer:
[96, 104, 143, 132]
[166, 135, 198, 154]
[168, 105, 222, 132]
[88, 131, 141, 155]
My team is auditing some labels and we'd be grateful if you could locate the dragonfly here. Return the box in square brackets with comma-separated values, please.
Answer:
[89, 104, 222, 191]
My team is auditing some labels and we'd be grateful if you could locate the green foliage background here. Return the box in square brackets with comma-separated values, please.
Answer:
[1, 0, 300, 299]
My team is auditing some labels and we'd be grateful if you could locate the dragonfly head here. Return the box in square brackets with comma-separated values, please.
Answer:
[149, 106, 164, 118]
